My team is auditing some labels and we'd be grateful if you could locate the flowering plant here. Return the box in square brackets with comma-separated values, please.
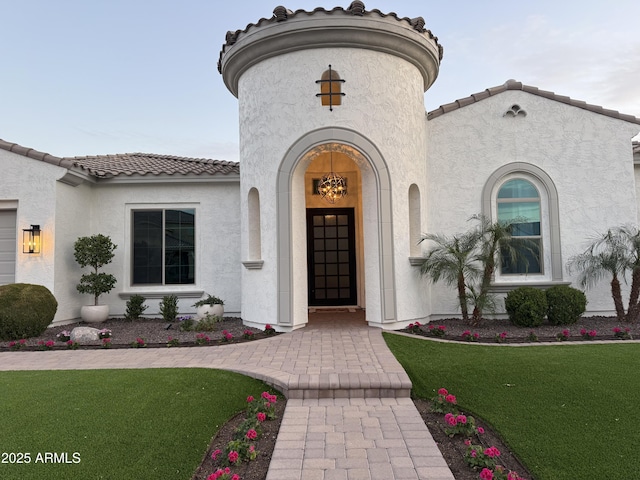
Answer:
[555, 329, 570, 341]
[131, 337, 146, 348]
[431, 387, 458, 414]
[222, 330, 233, 342]
[98, 328, 112, 339]
[428, 324, 447, 337]
[206, 466, 240, 480]
[443, 413, 482, 438]
[464, 443, 500, 470]
[479, 465, 527, 480]
[407, 321, 422, 334]
[243, 330, 254, 340]
[495, 332, 507, 343]
[264, 324, 276, 335]
[102, 338, 112, 348]
[580, 328, 597, 340]
[57, 330, 71, 342]
[196, 333, 210, 345]
[8, 339, 27, 351]
[37, 340, 55, 351]
[613, 327, 632, 340]
[167, 336, 180, 347]
[66, 340, 79, 350]
[461, 330, 479, 342]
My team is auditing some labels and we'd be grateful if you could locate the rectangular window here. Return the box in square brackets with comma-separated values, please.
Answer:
[132, 209, 195, 285]
[498, 203, 541, 274]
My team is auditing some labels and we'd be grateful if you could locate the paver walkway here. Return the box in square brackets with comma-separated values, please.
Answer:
[0, 311, 454, 480]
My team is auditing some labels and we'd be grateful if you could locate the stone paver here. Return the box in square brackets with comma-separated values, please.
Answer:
[1, 310, 454, 479]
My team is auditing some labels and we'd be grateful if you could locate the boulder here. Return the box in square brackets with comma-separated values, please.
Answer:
[70, 326, 101, 343]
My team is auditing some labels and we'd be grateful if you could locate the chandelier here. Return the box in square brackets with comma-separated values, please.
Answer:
[317, 150, 347, 204]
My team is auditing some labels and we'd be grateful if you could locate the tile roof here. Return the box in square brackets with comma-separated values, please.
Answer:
[69, 153, 239, 178]
[218, 3, 443, 72]
[0, 139, 239, 179]
[427, 79, 640, 125]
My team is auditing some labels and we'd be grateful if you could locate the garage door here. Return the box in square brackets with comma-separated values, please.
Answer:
[0, 210, 17, 285]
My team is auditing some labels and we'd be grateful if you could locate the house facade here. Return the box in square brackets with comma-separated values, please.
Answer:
[1, 3, 639, 330]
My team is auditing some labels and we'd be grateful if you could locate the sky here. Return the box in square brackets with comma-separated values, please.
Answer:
[1, 0, 639, 162]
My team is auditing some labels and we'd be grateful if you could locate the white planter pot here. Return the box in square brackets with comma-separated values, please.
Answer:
[81, 305, 110, 323]
[196, 304, 224, 319]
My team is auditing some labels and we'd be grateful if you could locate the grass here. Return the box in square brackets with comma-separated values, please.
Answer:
[0, 369, 275, 480]
[383, 334, 640, 480]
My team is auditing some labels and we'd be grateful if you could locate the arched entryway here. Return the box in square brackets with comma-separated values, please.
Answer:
[276, 128, 397, 328]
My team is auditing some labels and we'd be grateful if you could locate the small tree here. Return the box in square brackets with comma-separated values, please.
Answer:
[567, 226, 640, 323]
[74, 234, 117, 305]
[419, 231, 481, 322]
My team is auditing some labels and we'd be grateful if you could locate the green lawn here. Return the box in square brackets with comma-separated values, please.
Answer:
[0, 369, 275, 480]
[384, 334, 640, 480]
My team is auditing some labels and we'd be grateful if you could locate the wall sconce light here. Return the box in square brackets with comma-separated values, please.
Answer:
[23, 225, 41, 254]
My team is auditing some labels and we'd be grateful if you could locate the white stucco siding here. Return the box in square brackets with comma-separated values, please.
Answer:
[238, 47, 431, 326]
[426, 90, 639, 316]
[89, 181, 241, 317]
[0, 150, 65, 309]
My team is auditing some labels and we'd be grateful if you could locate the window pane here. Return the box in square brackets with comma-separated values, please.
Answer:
[498, 202, 540, 236]
[132, 211, 163, 284]
[497, 179, 539, 199]
[501, 239, 541, 274]
[165, 209, 195, 284]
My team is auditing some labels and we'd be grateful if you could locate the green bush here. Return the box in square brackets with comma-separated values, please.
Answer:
[125, 294, 148, 321]
[504, 287, 547, 327]
[0, 284, 58, 340]
[196, 314, 220, 332]
[159, 295, 178, 322]
[546, 285, 587, 325]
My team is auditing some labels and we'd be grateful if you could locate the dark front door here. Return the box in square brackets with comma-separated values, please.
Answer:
[307, 208, 357, 306]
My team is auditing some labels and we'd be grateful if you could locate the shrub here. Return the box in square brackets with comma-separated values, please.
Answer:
[125, 294, 148, 321]
[74, 234, 117, 305]
[195, 315, 220, 332]
[504, 287, 547, 327]
[159, 294, 178, 322]
[0, 284, 58, 340]
[546, 285, 587, 325]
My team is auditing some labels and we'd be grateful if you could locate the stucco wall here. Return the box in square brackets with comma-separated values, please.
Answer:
[238, 47, 431, 328]
[89, 181, 241, 317]
[426, 90, 639, 316]
[0, 150, 67, 317]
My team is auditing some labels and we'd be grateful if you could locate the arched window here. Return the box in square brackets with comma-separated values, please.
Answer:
[497, 179, 541, 274]
[316, 66, 345, 110]
[482, 163, 562, 283]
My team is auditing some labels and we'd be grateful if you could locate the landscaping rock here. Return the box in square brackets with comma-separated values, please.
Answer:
[70, 327, 101, 343]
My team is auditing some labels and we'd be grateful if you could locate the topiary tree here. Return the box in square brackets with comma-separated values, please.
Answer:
[504, 286, 547, 327]
[546, 285, 587, 325]
[0, 283, 58, 340]
[74, 234, 117, 305]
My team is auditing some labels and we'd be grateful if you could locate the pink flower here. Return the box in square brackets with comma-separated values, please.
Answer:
[456, 414, 467, 424]
[462, 330, 471, 337]
[46, 340, 54, 347]
[484, 446, 501, 458]
[228, 450, 239, 463]
[224, 467, 231, 474]
[246, 429, 258, 440]
[480, 468, 494, 480]
[231, 475, 240, 480]
[415, 321, 421, 327]
[269, 394, 277, 403]
[265, 324, 272, 329]
[247, 395, 254, 403]
[8, 341, 16, 348]
[261, 391, 271, 399]
[499, 332, 507, 339]
[438, 325, 446, 331]
[444, 413, 457, 426]
[464, 439, 472, 446]
[445, 394, 457, 404]
[19, 339, 26, 345]
[477, 426, 485, 434]
[211, 449, 221, 460]
[438, 388, 448, 396]
[427, 324, 433, 330]
[589, 330, 597, 337]
[562, 329, 570, 336]
[257, 412, 266, 422]
[613, 327, 621, 333]
[580, 328, 587, 335]
[473, 333, 479, 339]
[471, 450, 477, 457]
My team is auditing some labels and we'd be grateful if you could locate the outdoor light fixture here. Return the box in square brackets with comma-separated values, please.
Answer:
[317, 150, 347, 204]
[23, 225, 41, 254]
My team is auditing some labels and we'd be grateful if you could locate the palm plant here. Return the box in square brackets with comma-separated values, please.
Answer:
[567, 226, 640, 322]
[419, 230, 481, 322]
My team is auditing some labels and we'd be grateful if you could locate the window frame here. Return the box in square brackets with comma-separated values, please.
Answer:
[126, 204, 199, 289]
